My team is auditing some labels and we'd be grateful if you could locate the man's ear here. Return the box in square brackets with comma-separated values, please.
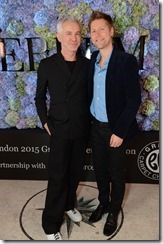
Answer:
[56, 33, 61, 43]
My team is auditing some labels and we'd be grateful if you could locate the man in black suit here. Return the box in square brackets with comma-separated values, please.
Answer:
[88, 11, 141, 236]
[35, 15, 90, 240]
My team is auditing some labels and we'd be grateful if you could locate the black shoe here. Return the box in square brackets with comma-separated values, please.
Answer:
[89, 204, 107, 223]
[103, 213, 118, 236]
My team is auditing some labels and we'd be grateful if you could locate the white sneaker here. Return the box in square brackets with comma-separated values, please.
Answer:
[66, 208, 82, 222]
[46, 232, 63, 240]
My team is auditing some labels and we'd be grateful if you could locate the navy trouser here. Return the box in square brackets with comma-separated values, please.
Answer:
[42, 136, 88, 234]
[91, 119, 126, 215]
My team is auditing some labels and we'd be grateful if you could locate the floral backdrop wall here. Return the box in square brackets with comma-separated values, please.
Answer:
[0, 0, 159, 131]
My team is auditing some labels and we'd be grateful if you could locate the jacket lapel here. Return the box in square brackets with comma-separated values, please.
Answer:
[54, 52, 71, 78]
[89, 47, 118, 99]
[53, 52, 83, 88]
[105, 46, 117, 92]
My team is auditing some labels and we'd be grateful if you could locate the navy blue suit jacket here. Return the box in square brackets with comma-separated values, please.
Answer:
[88, 46, 141, 142]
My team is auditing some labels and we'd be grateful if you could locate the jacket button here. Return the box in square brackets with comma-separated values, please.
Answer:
[66, 98, 69, 102]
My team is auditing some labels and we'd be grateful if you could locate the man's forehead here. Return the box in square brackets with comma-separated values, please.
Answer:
[62, 21, 80, 29]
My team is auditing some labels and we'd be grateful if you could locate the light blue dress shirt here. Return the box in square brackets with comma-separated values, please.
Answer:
[90, 51, 112, 122]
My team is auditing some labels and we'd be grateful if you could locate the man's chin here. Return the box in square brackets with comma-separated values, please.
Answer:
[96, 45, 103, 50]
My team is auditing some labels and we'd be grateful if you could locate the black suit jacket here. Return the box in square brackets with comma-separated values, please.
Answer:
[35, 52, 91, 139]
[88, 46, 141, 142]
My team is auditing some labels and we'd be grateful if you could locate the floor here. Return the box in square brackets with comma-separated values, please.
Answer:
[0, 180, 159, 242]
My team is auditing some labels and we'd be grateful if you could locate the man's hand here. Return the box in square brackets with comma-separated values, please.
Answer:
[0, 42, 5, 58]
[110, 134, 123, 148]
[44, 123, 51, 136]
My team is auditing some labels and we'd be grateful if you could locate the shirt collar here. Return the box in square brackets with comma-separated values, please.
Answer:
[96, 48, 113, 65]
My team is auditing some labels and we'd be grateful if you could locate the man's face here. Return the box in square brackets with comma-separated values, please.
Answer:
[57, 20, 81, 54]
[90, 19, 114, 50]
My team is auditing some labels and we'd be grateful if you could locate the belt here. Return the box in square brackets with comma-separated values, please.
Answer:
[93, 117, 109, 127]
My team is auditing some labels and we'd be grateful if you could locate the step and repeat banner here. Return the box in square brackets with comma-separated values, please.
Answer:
[0, 129, 159, 184]
[0, 1, 159, 184]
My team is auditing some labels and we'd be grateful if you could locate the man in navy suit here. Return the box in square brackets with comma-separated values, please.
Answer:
[88, 11, 141, 236]
[35, 15, 91, 240]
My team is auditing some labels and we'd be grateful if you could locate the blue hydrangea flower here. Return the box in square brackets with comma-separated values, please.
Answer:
[0, 119, 10, 128]
[140, 12, 154, 29]
[147, 40, 159, 56]
[34, 9, 48, 27]
[24, 104, 38, 118]
[150, 28, 159, 41]
[43, 0, 58, 9]
[141, 118, 153, 131]
[16, 119, 27, 129]
[123, 27, 139, 46]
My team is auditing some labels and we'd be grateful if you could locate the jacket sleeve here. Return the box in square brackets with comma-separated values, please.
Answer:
[35, 59, 49, 127]
[113, 54, 141, 139]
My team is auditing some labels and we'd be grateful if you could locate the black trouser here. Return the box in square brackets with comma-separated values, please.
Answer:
[42, 136, 88, 234]
[91, 119, 126, 215]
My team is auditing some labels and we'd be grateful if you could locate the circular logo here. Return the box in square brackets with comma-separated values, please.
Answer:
[19, 184, 124, 240]
[137, 141, 159, 180]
